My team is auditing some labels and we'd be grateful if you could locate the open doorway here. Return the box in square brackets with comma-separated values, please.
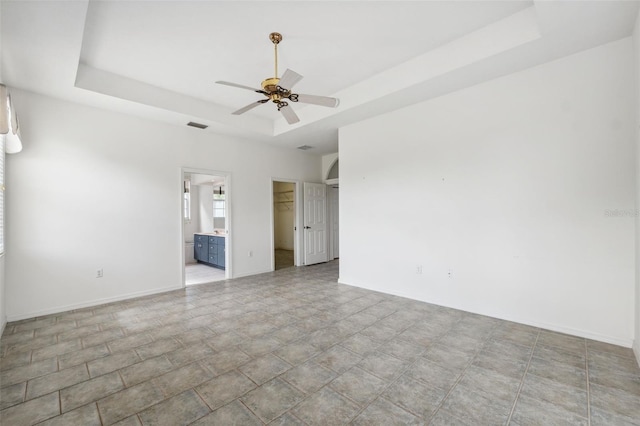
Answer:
[273, 181, 296, 270]
[325, 158, 339, 261]
[182, 169, 230, 286]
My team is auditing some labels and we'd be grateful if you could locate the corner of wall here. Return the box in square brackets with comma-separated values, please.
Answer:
[633, 6, 640, 367]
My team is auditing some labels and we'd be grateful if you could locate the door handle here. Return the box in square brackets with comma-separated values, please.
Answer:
[304, 226, 311, 229]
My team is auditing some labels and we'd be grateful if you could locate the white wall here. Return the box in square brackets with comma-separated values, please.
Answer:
[340, 38, 636, 346]
[273, 181, 295, 250]
[634, 9, 640, 363]
[5, 90, 320, 320]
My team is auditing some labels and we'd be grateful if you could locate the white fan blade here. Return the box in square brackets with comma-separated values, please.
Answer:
[295, 94, 339, 108]
[279, 104, 300, 124]
[232, 100, 268, 115]
[278, 69, 303, 90]
[216, 81, 265, 93]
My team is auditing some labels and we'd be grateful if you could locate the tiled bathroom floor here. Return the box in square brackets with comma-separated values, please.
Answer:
[185, 263, 225, 286]
[1, 261, 639, 425]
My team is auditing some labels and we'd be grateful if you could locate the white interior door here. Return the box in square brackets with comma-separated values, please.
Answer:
[303, 182, 328, 265]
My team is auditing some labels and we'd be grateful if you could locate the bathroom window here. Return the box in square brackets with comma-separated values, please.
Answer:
[183, 179, 191, 222]
[213, 193, 225, 218]
[213, 186, 225, 218]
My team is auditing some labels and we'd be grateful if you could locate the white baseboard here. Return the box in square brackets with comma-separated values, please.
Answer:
[634, 339, 640, 368]
[1, 315, 6, 336]
[232, 269, 272, 279]
[6, 285, 183, 322]
[338, 279, 633, 348]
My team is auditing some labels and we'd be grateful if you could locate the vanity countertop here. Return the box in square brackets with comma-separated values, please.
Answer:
[195, 232, 226, 237]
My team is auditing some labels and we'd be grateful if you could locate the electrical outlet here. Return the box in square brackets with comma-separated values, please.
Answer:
[447, 269, 453, 278]
[416, 265, 422, 274]
[248, 250, 253, 257]
[96, 269, 103, 278]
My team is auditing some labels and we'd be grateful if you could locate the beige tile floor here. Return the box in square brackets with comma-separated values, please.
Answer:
[1, 261, 639, 425]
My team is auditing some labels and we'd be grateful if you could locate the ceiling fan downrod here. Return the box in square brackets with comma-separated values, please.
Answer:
[269, 32, 282, 79]
[261, 32, 283, 96]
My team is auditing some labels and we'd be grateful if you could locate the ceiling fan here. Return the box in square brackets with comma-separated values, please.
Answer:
[216, 32, 340, 124]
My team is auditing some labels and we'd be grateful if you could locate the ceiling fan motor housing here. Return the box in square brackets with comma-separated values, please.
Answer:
[261, 77, 280, 93]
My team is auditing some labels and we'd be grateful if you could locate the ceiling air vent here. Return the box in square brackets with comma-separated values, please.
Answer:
[187, 122, 208, 129]
[297, 145, 313, 150]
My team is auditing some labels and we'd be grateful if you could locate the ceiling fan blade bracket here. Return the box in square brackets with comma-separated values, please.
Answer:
[277, 101, 289, 111]
[289, 93, 299, 102]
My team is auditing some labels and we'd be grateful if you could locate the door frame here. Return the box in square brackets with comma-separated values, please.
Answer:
[270, 178, 302, 270]
[327, 184, 339, 261]
[180, 167, 232, 287]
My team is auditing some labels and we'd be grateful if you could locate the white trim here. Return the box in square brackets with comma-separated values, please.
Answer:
[232, 269, 273, 279]
[180, 167, 232, 286]
[338, 279, 634, 348]
[6, 285, 183, 322]
[634, 339, 640, 368]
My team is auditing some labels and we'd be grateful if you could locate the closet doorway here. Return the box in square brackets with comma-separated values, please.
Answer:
[272, 180, 297, 270]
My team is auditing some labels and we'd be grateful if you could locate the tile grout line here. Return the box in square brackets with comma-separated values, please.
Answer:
[237, 398, 270, 426]
[426, 321, 502, 424]
[505, 329, 540, 425]
[187, 386, 216, 424]
[326, 309, 443, 422]
[349, 337, 433, 422]
[261, 308, 423, 424]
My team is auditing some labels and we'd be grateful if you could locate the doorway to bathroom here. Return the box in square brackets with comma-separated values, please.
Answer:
[182, 168, 230, 286]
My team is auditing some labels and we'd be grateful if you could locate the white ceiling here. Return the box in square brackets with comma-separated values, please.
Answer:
[2, 1, 638, 154]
